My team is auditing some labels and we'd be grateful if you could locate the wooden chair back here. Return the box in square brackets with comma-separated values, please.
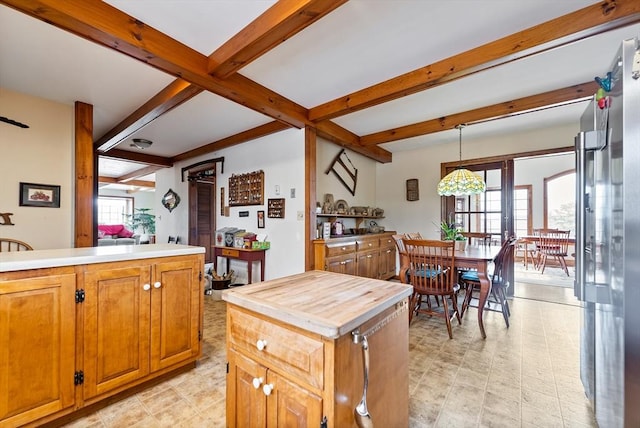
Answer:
[0, 238, 34, 252]
[460, 232, 492, 246]
[402, 239, 456, 296]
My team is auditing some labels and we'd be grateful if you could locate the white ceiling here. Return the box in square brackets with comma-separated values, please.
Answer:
[1, 1, 639, 186]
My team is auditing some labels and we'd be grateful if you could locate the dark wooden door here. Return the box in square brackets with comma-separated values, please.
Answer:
[189, 180, 216, 263]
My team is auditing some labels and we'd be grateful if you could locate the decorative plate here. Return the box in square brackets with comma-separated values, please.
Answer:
[334, 199, 349, 214]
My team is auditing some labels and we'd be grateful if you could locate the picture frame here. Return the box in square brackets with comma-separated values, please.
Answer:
[257, 210, 265, 228]
[19, 182, 60, 208]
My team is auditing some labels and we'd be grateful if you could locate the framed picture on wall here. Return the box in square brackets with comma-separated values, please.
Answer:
[257, 210, 265, 228]
[19, 182, 61, 208]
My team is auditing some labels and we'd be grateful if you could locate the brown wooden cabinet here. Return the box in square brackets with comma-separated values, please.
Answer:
[0, 249, 204, 427]
[82, 255, 202, 403]
[314, 232, 395, 280]
[0, 268, 76, 428]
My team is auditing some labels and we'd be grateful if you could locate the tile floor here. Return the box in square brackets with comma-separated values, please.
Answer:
[59, 285, 596, 428]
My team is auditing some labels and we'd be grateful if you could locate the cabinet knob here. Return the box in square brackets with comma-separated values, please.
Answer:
[153, 281, 162, 289]
[367, 254, 372, 258]
[341, 247, 346, 251]
[262, 384, 274, 396]
[143, 283, 151, 291]
[368, 243, 373, 247]
[256, 339, 267, 351]
[252, 377, 264, 389]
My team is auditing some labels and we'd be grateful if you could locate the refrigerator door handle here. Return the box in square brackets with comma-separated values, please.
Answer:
[575, 132, 587, 300]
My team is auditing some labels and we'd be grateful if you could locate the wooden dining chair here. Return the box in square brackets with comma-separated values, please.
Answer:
[459, 236, 517, 327]
[0, 238, 34, 252]
[535, 229, 570, 276]
[402, 238, 460, 338]
[460, 232, 492, 247]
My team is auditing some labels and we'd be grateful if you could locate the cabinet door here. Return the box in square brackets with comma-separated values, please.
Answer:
[0, 273, 76, 427]
[266, 371, 323, 428]
[378, 245, 396, 280]
[83, 264, 151, 399]
[227, 349, 267, 428]
[325, 254, 357, 275]
[150, 257, 202, 371]
[356, 249, 379, 279]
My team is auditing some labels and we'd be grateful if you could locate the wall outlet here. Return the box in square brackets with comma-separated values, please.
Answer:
[297, 211, 304, 220]
[290, 188, 296, 198]
[275, 185, 280, 195]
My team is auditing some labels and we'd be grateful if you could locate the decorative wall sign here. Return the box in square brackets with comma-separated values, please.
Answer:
[19, 182, 60, 208]
[268, 198, 285, 218]
[220, 188, 225, 216]
[162, 188, 181, 212]
[406, 179, 419, 201]
[239, 211, 249, 217]
[228, 170, 264, 206]
[257, 210, 265, 228]
[325, 149, 358, 196]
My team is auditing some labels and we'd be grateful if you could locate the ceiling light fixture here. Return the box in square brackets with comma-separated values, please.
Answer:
[130, 138, 153, 149]
[437, 125, 486, 196]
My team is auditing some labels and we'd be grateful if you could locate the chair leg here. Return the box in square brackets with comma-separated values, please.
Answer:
[451, 293, 461, 324]
[442, 297, 453, 339]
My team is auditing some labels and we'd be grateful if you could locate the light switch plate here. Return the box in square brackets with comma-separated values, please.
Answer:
[297, 211, 304, 220]
[290, 188, 296, 198]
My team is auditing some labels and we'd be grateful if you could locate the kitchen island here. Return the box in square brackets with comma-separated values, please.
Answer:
[223, 270, 412, 427]
[0, 244, 204, 427]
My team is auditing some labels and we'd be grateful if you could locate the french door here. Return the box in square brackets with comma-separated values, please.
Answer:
[441, 159, 515, 293]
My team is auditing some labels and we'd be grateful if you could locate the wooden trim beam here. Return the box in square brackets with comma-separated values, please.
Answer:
[305, 125, 317, 271]
[74, 101, 95, 248]
[309, 0, 640, 121]
[99, 177, 155, 188]
[2, 0, 310, 128]
[208, 0, 348, 78]
[361, 81, 599, 146]
[117, 165, 163, 182]
[95, 79, 203, 152]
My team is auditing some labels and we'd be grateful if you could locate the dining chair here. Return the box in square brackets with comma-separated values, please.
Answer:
[402, 238, 460, 338]
[535, 229, 570, 276]
[0, 238, 34, 252]
[460, 236, 517, 327]
[460, 232, 492, 247]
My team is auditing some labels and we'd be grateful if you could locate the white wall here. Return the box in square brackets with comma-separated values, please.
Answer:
[0, 87, 74, 249]
[376, 123, 579, 240]
[156, 128, 306, 283]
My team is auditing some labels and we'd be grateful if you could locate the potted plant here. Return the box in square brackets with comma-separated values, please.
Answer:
[438, 221, 467, 251]
[126, 208, 156, 243]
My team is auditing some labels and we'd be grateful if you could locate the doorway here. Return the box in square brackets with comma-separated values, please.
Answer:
[187, 168, 216, 264]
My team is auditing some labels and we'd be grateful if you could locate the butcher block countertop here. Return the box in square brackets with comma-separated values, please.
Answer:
[222, 270, 412, 338]
[0, 244, 204, 272]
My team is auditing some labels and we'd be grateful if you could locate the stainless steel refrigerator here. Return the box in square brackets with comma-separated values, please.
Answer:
[575, 37, 640, 428]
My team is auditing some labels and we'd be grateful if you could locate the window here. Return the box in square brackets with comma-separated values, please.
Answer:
[514, 185, 532, 237]
[544, 169, 575, 236]
[98, 196, 134, 225]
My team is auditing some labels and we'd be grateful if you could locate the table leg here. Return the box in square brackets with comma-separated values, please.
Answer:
[260, 255, 265, 281]
[477, 265, 490, 340]
[247, 261, 252, 284]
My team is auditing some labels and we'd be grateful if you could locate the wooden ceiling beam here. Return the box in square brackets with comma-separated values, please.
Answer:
[99, 176, 155, 188]
[95, 79, 203, 152]
[361, 81, 599, 146]
[2, 0, 310, 128]
[315, 121, 392, 163]
[172, 121, 291, 162]
[309, 0, 640, 122]
[208, 0, 348, 78]
[100, 149, 173, 167]
[117, 165, 163, 182]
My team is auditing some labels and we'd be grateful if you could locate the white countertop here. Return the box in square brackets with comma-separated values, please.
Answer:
[222, 270, 413, 338]
[0, 244, 205, 272]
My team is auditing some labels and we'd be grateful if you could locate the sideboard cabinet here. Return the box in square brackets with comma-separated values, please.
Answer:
[313, 232, 396, 280]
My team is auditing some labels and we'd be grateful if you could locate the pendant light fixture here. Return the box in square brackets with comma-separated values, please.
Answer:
[437, 125, 486, 196]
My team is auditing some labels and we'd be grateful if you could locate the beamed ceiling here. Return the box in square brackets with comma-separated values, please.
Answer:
[1, 0, 640, 189]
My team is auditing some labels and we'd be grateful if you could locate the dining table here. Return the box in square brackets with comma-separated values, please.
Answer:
[399, 242, 500, 339]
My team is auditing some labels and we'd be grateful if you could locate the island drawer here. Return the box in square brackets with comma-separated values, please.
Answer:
[227, 306, 324, 390]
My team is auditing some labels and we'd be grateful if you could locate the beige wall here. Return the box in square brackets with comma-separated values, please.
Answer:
[0, 87, 74, 249]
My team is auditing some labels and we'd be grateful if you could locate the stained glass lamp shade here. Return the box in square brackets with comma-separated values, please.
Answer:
[437, 125, 486, 196]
